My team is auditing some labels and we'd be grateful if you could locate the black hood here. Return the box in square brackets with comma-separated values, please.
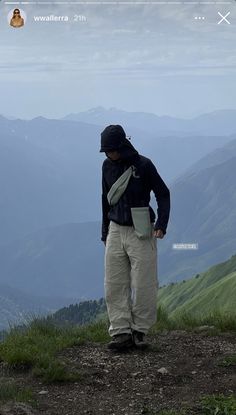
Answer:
[100, 124, 139, 160]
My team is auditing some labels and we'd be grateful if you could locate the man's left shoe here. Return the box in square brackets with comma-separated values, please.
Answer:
[107, 333, 134, 351]
[132, 330, 149, 350]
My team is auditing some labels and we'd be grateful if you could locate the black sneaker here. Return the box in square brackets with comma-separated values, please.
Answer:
[107, 333, 134, 351]
[132, 330, 149, 350]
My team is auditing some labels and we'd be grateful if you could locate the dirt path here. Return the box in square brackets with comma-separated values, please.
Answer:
[1, 330, 236, 415]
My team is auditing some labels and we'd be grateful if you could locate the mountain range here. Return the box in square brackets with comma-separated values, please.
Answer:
[63, 107, 236, 136]
[162, 137, 236, 282]
[0, 112, 235, 246]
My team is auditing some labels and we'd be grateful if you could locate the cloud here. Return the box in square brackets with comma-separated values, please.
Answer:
[0, 1, 235, 117]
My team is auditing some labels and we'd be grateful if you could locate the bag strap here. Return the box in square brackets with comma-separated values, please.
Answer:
[107, 165, 134, 206]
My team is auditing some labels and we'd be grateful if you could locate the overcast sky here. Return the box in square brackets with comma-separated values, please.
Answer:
[0, 1, 235, 119]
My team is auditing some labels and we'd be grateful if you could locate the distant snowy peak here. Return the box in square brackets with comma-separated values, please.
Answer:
[63, 108, 236, 136]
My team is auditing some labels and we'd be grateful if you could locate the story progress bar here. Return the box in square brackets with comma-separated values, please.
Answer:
[3, 1, 233, 4]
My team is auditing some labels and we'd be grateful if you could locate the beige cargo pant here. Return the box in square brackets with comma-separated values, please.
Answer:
[104, 220, 158, 337]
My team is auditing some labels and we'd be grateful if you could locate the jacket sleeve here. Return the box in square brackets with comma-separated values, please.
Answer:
[147, 160, 170, 235]
[101, 164, 111, 242]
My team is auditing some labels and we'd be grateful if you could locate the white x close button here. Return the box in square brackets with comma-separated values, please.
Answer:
[218, 12, 231, 25]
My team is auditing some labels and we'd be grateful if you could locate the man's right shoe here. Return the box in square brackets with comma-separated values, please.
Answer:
[107, 333, 134, 351]
[132, 330, 149, 350]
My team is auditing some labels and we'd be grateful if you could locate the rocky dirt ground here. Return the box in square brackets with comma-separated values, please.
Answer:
[0, 330, 236, 415]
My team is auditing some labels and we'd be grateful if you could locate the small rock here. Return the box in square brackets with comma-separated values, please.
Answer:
[157, 367, 168, 375]
[191, 371, 197, 374]
[38, 390, 48, 395]
[131, 371, 141, 377]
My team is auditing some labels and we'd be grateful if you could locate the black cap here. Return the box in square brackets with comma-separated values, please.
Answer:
[100, 125, 126, 152]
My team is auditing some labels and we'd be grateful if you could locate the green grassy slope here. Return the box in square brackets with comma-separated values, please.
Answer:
[158, 253, 236, 316]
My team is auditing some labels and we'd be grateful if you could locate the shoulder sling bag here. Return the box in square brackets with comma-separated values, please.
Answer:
[107, 166, 152, 239]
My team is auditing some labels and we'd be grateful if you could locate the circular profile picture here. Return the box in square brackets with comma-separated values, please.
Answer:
[8, 8, 27, 28]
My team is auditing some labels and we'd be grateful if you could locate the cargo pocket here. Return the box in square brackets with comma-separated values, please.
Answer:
[131, 207, 152, 239]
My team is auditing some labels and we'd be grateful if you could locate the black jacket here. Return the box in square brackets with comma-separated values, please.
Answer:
[101, 150, 170, 242]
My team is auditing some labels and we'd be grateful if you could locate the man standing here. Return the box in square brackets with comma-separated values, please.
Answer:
[100, 125, 170, 351]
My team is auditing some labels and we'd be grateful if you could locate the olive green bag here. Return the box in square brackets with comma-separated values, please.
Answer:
[107, 166, 133, 206]
[107, 166, 152, 239]
[130, 207, 152, 239]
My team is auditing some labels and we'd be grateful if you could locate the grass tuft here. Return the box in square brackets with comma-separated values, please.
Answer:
[199, 394, 236, 415]
[74, 318, 110, 344]
[151, 306, 236, 333]
[0, 380, 37, 406]
[32, 358, 82, 383]
[218, 355, 236, 367]
[0, 315, 109, 384]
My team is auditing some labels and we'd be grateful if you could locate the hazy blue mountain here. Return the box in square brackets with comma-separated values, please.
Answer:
[0, 222, 105, 300]
[159, 154, 236, 283]
[0, 283, 81, 331]
[64, 107, 236, 136]
[1, 114, 17, 120]
[0, 117, 103, 245]
[174, 136, 236, 182]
